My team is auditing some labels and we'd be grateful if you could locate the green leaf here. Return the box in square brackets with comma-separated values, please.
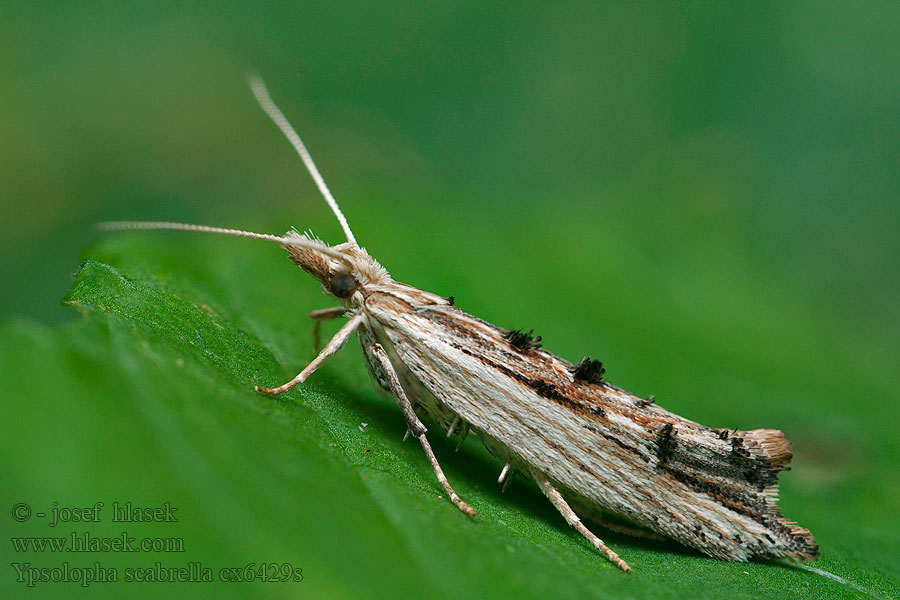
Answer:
[1, 226, 896, 600]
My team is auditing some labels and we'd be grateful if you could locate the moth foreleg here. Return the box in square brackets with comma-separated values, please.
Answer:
[308, 307, 349, 355]
[256, 313, 363, 396]
[370, 343, 476, 518]
[530, 467, 631, 573]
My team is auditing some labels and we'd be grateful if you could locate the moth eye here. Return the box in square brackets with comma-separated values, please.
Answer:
[329, 273, 358, 298]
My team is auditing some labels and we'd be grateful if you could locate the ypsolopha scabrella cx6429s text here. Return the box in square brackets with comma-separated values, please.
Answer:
[99, 76, 818, 573]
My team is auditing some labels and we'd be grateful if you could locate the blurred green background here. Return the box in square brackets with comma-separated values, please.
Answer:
[2, 2, 898, 598]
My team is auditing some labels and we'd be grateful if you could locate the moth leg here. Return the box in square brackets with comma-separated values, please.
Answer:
[530, 467, 631, 573]
[370, 343, 476, 518]
[454, 421, 470, 451]
[308, 307, 348, 355]
[256, 314, 363, 396]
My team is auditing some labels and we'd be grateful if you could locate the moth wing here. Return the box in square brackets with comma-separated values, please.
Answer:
[364, 293, 817, 562]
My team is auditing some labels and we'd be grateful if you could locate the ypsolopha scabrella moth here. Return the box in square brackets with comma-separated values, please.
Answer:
[100, 76, 818, 573]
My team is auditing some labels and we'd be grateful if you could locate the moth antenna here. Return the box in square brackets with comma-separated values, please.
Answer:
[97, 221, 347, 260]
[247, 74, 358, 246]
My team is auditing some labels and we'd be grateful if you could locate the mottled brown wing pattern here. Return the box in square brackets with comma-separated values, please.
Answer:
[363, 289, 818, 562]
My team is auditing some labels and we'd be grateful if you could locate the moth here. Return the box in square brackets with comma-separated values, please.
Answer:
[100, 77, 818, 573]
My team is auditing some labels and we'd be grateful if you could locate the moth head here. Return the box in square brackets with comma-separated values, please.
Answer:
[282, 230, 390, 302]
[97, 76, 389, 306]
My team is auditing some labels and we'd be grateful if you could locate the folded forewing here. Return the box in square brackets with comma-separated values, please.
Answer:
[364, 292, 817, 561]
